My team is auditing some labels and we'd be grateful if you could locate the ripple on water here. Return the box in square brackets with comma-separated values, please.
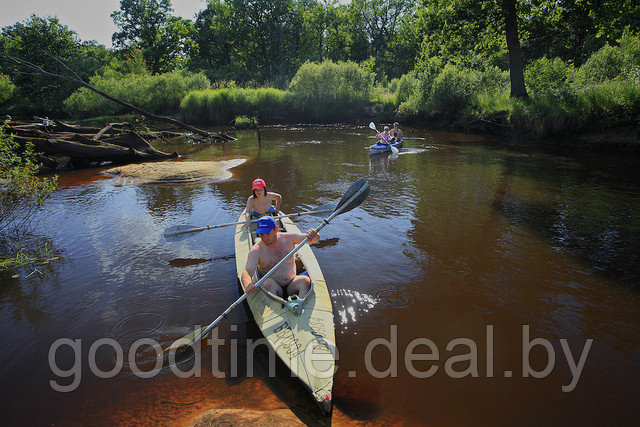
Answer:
[111, 312, 166, 345]
[107, 294, 202, 364]
[375, 287, 415, 309]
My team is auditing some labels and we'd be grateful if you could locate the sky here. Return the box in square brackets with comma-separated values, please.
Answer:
[0, 0, 208, 48]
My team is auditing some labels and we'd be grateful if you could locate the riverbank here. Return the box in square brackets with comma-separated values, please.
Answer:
[406, 111, 640, 154]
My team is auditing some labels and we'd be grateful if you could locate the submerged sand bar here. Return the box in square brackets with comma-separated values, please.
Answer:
[102, 158, 246, 185]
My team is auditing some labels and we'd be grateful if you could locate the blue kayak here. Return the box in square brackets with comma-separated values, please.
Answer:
[369, 139, 403, 154]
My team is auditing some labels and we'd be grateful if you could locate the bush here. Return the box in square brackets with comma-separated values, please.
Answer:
[395, 71, 419, 105]
[575, 31, 640, 86]
[575, 44, 626, 85]
[289, 60, 372, 122]
[180, 87, 292, 124]
[0, 125, 58, 239]
[0, 74, 16, 104]
[64, 70, 210, 118]
[234, 115, 257, 129]
[397, 56, 445, 119]
[428, 63, 481, 115]
[477, 66, 510, 95]
[525, 57, 576, 96]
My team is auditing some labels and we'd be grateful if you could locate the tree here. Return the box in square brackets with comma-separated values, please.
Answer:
[111, 0, 194, 73]
[415, 0, 505, 68]
[351, 0, 414, 75]
[520, 0, 640, 65]
[0, 15, 86, 115]
[502, 0, 527, 98]
[192, 0, 240, 81]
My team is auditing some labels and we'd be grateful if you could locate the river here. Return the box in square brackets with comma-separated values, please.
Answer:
[1, 125, 639, 424]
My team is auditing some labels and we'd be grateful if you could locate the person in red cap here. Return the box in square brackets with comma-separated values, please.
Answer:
[242, 216, 319, 298]
[244, 178, 282, 229]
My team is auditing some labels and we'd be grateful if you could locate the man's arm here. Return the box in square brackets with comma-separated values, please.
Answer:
[242, 247, 260, 293]
[290, 229, 319, 245]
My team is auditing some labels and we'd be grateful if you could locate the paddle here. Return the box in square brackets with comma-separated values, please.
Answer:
[165, 178, 370, 357]
[368, 122, 399, 155]
[367, 136, 425, 140]
[163, 204, 336, 242]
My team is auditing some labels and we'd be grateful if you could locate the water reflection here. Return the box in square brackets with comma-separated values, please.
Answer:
[0, 237, 65, 327]
[2, 126, 640, 424]
[489, 153, 640, 286]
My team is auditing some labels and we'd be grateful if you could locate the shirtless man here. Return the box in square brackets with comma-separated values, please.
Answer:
[242, 216, 319, 298]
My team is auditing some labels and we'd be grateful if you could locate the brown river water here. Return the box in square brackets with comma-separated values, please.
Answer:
[1, 126, 639, 424]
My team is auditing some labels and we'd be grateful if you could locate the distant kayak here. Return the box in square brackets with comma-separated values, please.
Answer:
[369, 139, 403, 154]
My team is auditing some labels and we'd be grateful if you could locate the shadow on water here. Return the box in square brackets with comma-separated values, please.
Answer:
[489, 152, 640, 288]
[332, 376, 382, 421]
[168, 254, 235, 267]
[312, 237, 340, 250]
[206, 287, 382, 425]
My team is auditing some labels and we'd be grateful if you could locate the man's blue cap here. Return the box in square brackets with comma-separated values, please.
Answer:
[256, 216, 277, 235]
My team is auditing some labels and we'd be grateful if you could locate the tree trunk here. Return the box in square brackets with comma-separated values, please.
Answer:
[503, 0, 529, 99]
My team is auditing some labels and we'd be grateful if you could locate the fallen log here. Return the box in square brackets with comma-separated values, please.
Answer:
[6, 121, 178, 170]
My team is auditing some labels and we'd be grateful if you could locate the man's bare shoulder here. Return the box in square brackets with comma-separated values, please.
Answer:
[249, 240, 263, 253]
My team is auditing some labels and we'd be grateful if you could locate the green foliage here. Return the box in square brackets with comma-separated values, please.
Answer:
[111, 0, 194, 73]
[574, 31, 640, 86]
[0, 74, 16, 104]
[0, 242, 58, 275]
[64, 70, 210, 118]
[234, 115, 258, 129]
[106, 49, 150, 75]
[477, 66, 510, 94]
[0, 15, 108, 115]
[416, 0, 506, 67]
[0, 126, 58, 238]
[520, 0, 640, 65]
[524, 57, 576, 96]
[180, 87, 292, 124]
[350, 0, 416, 77]
[289, 60, 372, 121]
[575, 44, 626, 85]
[428, 64, 481, 115]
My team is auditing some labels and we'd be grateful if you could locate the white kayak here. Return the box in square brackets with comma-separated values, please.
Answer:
[234, 210, 335, 414]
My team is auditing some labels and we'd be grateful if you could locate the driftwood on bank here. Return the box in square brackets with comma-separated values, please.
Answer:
[6, 120, 182, 170]
[2, 52, 235, 141]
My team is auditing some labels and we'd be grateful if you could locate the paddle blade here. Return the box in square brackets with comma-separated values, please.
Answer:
[390, 145, 399, 155]
[369, 122, 377, 131]
[164, 224, 202, 242]
[335, 178, 370, 214]
[310, 204, 336, 216]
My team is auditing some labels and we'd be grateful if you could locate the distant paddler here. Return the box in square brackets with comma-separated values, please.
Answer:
[391, 122, 403, 142]
[377, 126, 393, 145]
